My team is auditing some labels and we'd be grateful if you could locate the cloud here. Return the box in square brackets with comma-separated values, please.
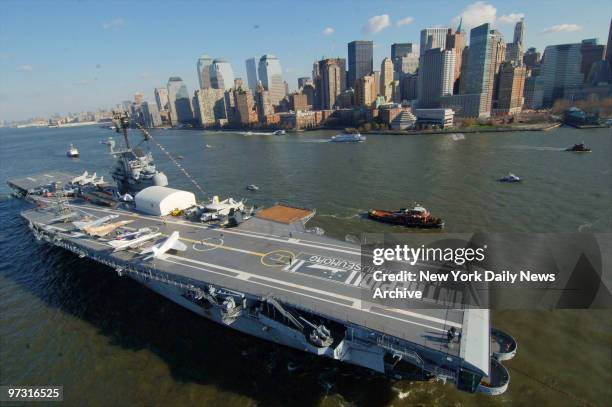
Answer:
[17, 64, 33, 72]
[362, 14, 390, 34]
[542, 24, 582, 33]
[453, 2, 496, 28]
[322, 27, 334, 35]
[498, 13, 524, 24]
[396, 16, 414, 27]
[102, 18, 125, 30]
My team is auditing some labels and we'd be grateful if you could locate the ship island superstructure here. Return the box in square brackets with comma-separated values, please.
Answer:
[7, 114, 514, 396]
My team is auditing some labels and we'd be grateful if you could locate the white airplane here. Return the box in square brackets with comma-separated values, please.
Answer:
[71, 171, 89, 184]
[109, 232, 162, 252]
[114, 227, 152, 241]
[141, 231, 187, 260]
[73, 214, 119, 230]
[82, 220, 133, 237]
[92, 175, 105, 185]
[50, 211, 79, 223]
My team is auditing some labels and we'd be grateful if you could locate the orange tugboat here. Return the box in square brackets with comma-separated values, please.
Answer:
[368, 204, 444, 229]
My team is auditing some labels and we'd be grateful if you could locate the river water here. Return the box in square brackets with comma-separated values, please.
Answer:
[0, 126, 610, 406]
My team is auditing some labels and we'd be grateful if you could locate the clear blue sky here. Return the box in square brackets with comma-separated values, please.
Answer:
[1, 0, 610, 121]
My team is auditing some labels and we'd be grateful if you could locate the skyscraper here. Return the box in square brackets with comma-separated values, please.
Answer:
[348, 41, 373, 89]
[420, 28, 448, 55]
[446, 22, 466, 92]
[234, 88, 258, 125]
[316, 59, 343, 110]
[254, 81, 274, 122]
[355, 74, 376, 107]
[245, 58, 258, 93]
[462, 23, 495, 117]
[194, 88, 227, 127]
[380, 57, 394, 102]
[197, 55, 213, 89]
[538, 43, 583, 106]
[523, 48, 541, 70]
[258, 54, 285, 106]
[607, 18, 612, 75]
[580, 39, 606, 82]
[496, 62, 526, 114]
[297, 77, 312, 88]
[505, 19, 525, 64]
[210, 59, 235, 91]
[391, 43, 413, 74]
[154, 88, 169, 111]
[167, 77, 193, 126]
[417, 48, 455, 108]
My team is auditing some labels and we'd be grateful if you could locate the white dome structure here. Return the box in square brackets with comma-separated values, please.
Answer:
[135, 186, 196, 216]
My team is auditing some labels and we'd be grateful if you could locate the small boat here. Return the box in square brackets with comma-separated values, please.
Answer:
[246, 184, 259, 191]
[205, 144, 214, 149]
[67, 144, 79, 157]
[273, 129, 286, 136]
[330, 132, 366, 143]
[498, 173, 521, 183]
[565, 142, 591, 152]
[368, 205, 444, 229]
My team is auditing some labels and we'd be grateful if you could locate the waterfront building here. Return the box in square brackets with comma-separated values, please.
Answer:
[194, 88, 227, 127]
[496, 62, 526, 114]
[167, 76, 193, 126]
[245, 57, 258, 93]
[462, 23, 495, 117]
[538, 43, 583, 106]
[291, 93, 309, 111]
[254, 82, 274, 122]
[420, 28, 448, 55]
[315, 58, 343, 109]
[580, 39, 606, 82]
[154, 88, 169, 111]
[197, 55, 213, 89]
[348, 41, 373, 89]
[210, 59, 235, 91]
[417, 48, 455, 108]
[258, 54, 285, 106]
[355, 74, 376, 107]
[390, 109, 417, 130]
[440, 93, 489, 117]
[141, 101, 162, 128]
[133, 92, 144, 105]
[414, 108, 454, 128]
[523, 72, 544, 109]
[380, 58, 394, 102]
[234, 88, 258, 125]
[335, 89, 355, 108]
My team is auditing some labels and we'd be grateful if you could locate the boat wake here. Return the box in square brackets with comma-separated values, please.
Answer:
[506, 145, 566, 151]
[299, 139, 329, 143]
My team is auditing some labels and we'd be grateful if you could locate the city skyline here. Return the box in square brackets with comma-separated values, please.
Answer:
[1, 0, 611, 121]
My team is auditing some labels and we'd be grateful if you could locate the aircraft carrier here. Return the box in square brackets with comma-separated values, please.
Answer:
[7, 114, 515, 396]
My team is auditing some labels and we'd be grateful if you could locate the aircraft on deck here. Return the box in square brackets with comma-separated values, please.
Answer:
[109, 232, 162, 252]
[82, 220, 134, 237]
[73, 214, 119, 230]
[142, 231, 187, 260]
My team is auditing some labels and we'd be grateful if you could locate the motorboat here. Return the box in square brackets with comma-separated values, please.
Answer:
[246, 184, 259, 191]
[565, 143, 591, 152]
[67, 144, 79, 157]
[273, 130, 286, 136]
[498, 173, 521, 183]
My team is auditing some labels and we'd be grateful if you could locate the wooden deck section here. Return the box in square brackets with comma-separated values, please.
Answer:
[255, 204, 314, 224]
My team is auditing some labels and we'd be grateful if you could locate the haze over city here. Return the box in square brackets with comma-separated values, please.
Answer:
[1, 0, 611, 121]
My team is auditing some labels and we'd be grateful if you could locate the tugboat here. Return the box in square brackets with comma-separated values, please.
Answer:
[565, 142, 591, 152]
[66, 144, 79, 158]
[368, 205, 444, 229]
[498, 173, 521, 183]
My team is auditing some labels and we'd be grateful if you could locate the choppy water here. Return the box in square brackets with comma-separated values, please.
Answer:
[0, 126, 610, 406]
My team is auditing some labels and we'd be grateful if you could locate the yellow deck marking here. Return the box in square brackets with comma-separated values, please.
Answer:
[261, 250, 296, 267]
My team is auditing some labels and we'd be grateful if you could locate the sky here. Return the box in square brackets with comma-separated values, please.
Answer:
[1, 0, 611, 122]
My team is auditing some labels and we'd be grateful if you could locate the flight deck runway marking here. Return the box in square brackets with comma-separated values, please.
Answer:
[261, 250, 296, 267]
